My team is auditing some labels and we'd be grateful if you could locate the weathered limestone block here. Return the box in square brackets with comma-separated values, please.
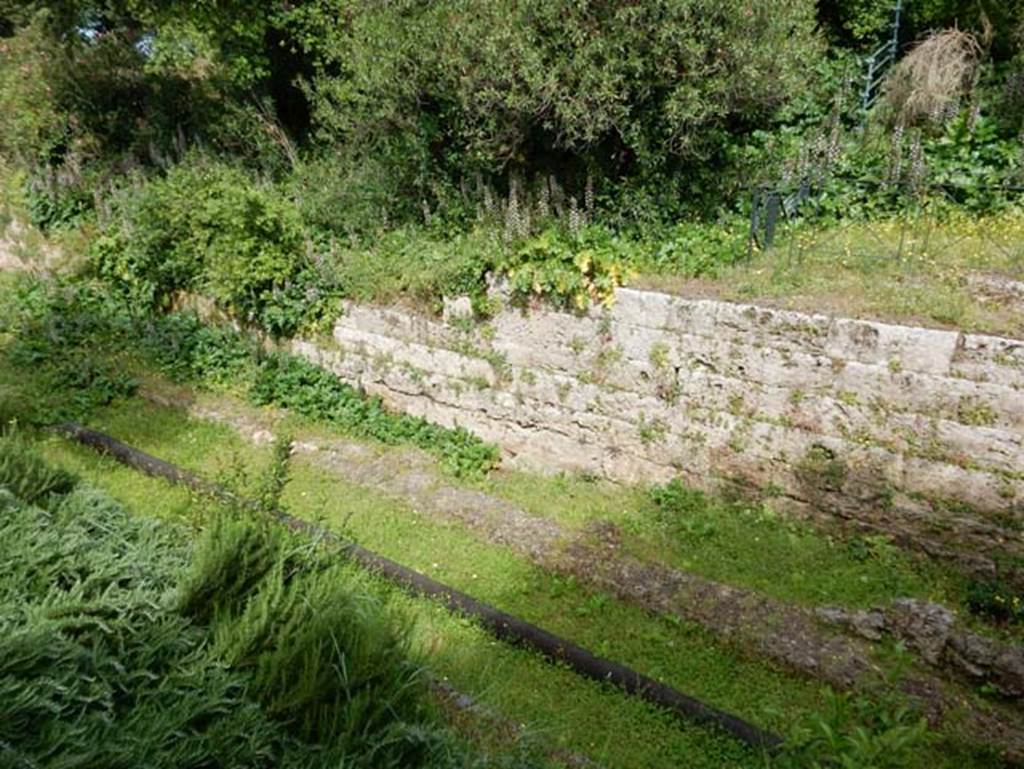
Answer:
[952, 333, 1024, 388]
[825, 318, 958, 376]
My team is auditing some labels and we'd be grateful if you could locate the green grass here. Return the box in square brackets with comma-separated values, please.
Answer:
[329, 225, 505, 310]
[476, 470, 962, 612]
[32, 396, 1004, 769]
[636, 207, 1024, 338]
[319, 205, 1024, 339]
[37, 421, 766, 769]
[0, 268, 1011, 766]
[0, 433, 528, 769]
[67, 390, 965, 615]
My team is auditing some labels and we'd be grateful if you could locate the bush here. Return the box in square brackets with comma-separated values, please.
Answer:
[5, 278, 138, 424]
[94, 160, 336, 335]
[288, 0, 821, 195]
[0, 18, 64, 167]
[502, 226, 633, 310]
[643, 219, 748, 278]
[328, 225, 499, 308]
[178, 504, 431, 760]
[0, 478, 285, 769]
[966, 577, 1024, 624]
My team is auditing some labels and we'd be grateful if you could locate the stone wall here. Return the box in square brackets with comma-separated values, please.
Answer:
[289, 287, 1024, 573]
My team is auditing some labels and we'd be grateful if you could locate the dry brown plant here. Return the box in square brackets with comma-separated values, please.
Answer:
[884, 29, 982, 128]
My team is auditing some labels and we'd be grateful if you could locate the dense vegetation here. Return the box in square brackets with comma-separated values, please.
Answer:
[0, 275, 499, 476]
[2, 5, 1023, 766]
[0, 431, 533, 768]
[1, 1, 1023, 329]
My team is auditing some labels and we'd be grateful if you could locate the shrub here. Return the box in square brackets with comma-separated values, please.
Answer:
[0, 478, 285, 769]
[177, 495, 453, 766]
[328, 225, 498, 309]
[502, 227, 632, 310]
[5, 279, 138, 423]
[196, 174, 306, 320]
[0, 18, 64, 167]
[644, 219, 748, 278]
[288, 0, 821, 194]
[94, 160, 337, 335]
[966, 577, 1024, 624]
[177, 508, 289, 622]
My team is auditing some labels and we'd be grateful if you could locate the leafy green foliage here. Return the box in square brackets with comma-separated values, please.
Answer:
[0, 440, 538, 768]
[4, 278, 138, 422]
[777, 691, 932, 769]
[642, 219, 749, 278]
[176, 507, 288, 622]
[0, 432, 77, 509]
[0, 479, 286, 768]
[94, 160, 337, 335]
[966, 577, 1024, 624]
[4, 280, 498, 476]
[179, 502, 434, 762]
[0, 18, 64, 166]
[251, 353, 499, 477]
[289, 0, 820, 174]
[326, 224, 499, 310]
[503, 227, 632, 310]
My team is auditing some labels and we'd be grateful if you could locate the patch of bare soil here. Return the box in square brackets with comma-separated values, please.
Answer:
[0, 235, 26, 272]
[139, 382, 1024, 763]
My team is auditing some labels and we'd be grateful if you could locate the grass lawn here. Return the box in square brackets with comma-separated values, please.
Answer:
[637, 207, 1024, 339]
[32, 393, 1005, 769]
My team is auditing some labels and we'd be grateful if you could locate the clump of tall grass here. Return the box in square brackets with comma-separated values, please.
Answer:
[178, 501, 434, 764]
[0, 431, 77, 509]
[0, 462, 280, 767]
[0, 437, 533, 768]
[884, 29, 983, 127]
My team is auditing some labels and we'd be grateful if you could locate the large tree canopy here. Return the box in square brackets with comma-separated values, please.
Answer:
[1, 0, 1021, 231]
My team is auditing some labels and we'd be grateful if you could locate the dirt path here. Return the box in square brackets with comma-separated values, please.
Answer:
[141, 382, 1024, 763]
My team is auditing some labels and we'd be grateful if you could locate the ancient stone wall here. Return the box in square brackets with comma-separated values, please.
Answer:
[290, 287, 1024, 572]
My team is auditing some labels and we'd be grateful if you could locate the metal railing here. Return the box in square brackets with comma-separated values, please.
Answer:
[859, 0, 903, 117]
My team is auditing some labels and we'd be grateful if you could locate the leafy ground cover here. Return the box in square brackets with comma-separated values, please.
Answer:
[0, 431, 537, 769]
[0, 273, 498, 477]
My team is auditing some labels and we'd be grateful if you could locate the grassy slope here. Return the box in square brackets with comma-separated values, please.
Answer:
[33, 395, 1003, 769]
[36, 411, 763, 769]
[637, 208, 1024, 339]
